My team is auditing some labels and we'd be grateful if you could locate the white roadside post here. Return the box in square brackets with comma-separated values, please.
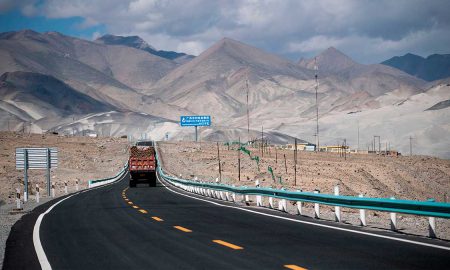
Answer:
[359, 194, 367, 226]
[314, 190, 320, 219]
[296, 190, 303, 215]
[255, 180, 262, 207]
[75, 179, 79, 191]
[64, 181, 68, 195]
[429, 217, 437, 238]
[225, 191, 230, 201]
[334, 186, 341, 222]
[36, 184, 40, 203]
[51, 184, 55, 198]
[269, 196, 274, 209]
[16, 188, 22, 210]
[390, 197, 397, 231]
[428, 199, 437, 238]
[232, 185, 236, 202]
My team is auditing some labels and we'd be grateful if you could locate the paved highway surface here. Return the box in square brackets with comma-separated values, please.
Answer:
[4, 172, 450, 269]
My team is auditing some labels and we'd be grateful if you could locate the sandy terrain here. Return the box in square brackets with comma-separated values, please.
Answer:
[0, 131, 129, 204]
[158, 141, 450, 240]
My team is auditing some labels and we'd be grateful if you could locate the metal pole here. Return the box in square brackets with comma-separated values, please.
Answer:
[409, 136, 413, 156]
[47, 148, 51, 196]
[246, 79, 250, 143]
[217, 142, 221, 182]
[294, 138, 297, 186]
[195, 126, 198, 142]
[314, 57, 320, 152]
[238, 137, 241, 182]
[261, 126, 264, 157]
[24, 149, 28, 202]
[357, 120, 360, 152]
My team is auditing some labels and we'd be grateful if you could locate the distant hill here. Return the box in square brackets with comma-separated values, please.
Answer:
[381, 53, 450, 81]
[95, 34, 195, 64]
[0, 71, 114, 121]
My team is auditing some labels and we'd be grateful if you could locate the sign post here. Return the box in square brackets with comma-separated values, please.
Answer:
[180, 116, 211, 142]
[16, 148, 58, 200]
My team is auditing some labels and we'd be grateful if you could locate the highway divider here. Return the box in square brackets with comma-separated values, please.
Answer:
[155, 145, 449, 238]
[88, 163, 128, 188]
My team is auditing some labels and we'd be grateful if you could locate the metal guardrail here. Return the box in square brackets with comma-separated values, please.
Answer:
[155, 148, 450, 219]
[88, 163, 129, 188]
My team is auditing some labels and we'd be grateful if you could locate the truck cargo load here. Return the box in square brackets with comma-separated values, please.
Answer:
[128, 140, 157, 187]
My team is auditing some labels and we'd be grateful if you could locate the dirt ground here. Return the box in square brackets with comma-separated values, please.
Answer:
[0, 132, 129, 204]
[158, 141, 450, 240]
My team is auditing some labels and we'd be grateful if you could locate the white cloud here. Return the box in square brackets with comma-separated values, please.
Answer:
[8, 0, 450, 63]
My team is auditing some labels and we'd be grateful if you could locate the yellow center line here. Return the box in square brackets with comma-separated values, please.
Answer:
[284, 265, 307, 270]
[132, 206, 139, 209]
[139, 209, 148, 214]
[128, 201, 133, 205]
[212, 240, 243, 250]
[174, 226, 192, 233]
[152, 216, 163, 222]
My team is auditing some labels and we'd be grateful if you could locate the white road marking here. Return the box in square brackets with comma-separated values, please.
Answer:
[33, 172, 127, 269]
[156, 172, 450, 251]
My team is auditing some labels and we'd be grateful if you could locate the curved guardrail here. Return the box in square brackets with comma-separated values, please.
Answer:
[88, 163, 128, 188]
[155, 148, 450, 219]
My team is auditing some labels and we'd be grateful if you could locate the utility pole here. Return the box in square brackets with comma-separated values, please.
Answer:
[217, 142, 221, 182]
[261, 126, 264, 157]
[246, 79, 250, 144]
[357, 120, 360, 152]
[409, 136, 413, 156]
[314, 57, 320, 152]
[344, 139, 347, 160]
[294, 138, 297, 186]
[238, 137, 241, 182]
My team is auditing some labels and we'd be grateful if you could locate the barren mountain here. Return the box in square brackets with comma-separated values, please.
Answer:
[298, 47, 358, 74]
[0, 71, 115, 131]
[96, 34, 195, 63]
[382, 53, 450, 81]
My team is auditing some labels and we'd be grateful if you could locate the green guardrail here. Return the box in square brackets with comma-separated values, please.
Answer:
[88, 163, 129, 186]
[155, 145, 450, 218]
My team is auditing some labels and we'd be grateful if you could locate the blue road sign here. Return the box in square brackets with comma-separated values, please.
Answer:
[180, 115, 211, 127]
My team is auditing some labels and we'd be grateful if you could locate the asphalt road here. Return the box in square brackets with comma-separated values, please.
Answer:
[4, 172, 450, 270]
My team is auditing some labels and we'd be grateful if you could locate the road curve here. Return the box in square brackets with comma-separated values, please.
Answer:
[4, 172, 450, 270]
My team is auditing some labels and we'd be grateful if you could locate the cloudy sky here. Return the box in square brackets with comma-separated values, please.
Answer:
[1, 0, 449, 63]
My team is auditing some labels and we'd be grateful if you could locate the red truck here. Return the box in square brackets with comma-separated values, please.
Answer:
[128, 140, 157, 187]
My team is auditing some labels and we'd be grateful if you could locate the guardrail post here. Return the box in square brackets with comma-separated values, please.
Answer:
[269, 196, 274, 209]
[36, 184, 40, 203]
[314, 190, 320, 218]
[390, 197, 397, 231]
[296, 189, 303, 215]
[359, 194, 366, 226]
[256, 195, 262, 206]
[278, 199, 287, 212]
[428, 217, 436, 238]
[225, 191, 230, 201]
[245, 195, 250, 203]
[334, 186, 341, 222]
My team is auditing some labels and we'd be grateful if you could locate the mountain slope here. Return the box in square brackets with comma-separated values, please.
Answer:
[298, 47, 358, 74]
[95, 34, 195, 63]
[0, 71, 114, 121]
[382, 53, 450, 81]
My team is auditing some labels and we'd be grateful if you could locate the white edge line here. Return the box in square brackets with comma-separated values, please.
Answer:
[157, 172, 450, 251]
[33, 172, 127, 270]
